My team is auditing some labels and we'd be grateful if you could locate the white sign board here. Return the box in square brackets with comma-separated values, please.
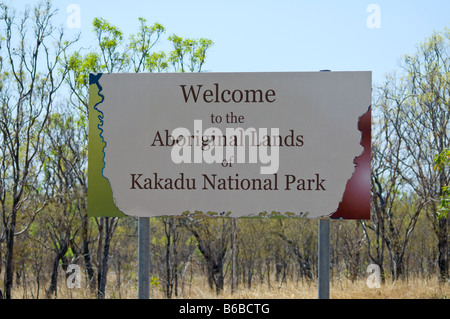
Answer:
[88, 72, 371, 219]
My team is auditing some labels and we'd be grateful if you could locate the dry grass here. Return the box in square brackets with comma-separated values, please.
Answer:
[329, 277, 449, 299]
[145, 275, 448, 299]
[9, 275, 449, 299]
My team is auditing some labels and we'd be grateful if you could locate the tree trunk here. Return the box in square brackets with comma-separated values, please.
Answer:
[184, 220, 228, 294]
[82, 213, 96, 292]
[172, 228, 179, 298]
[437, 215, 449, 282]
[4, 204, 18, 299]
[213, 259, 224, 294]
[230, 218, 237, 294]
[97, 235, 110, 299]
[165, 223, 173, 298]
[97, 217, 117, 299]
[46, 234, 69, 298]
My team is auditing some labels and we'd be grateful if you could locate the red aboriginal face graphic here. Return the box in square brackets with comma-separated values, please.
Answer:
[331, 106, 371, 220]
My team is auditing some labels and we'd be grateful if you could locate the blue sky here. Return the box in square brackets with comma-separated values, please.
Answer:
[12, 0, 450, 85]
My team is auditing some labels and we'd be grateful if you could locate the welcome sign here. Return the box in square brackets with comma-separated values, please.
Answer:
[88, 72, 371, 219]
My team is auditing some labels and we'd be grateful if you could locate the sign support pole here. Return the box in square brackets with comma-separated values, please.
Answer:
[138, 217, 150, 299]
[317, 69, 331, 300]
[318, 218, 330, 299]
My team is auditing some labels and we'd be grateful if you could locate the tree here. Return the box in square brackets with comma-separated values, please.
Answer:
[434, 148, 450, 281]
[434, 149, 450, 218]
[275, 219, 314, 283]
[182, 217, 231, 294]
[394, 30, 449, 281]
[128, 18, 165, 73]
[366, 29, 450, 282]
[151, 217, 196, 298]
[41, 111, 85, 298]
[337, 221, 365, 283]
[366, 74, 427, 281]
[0, 1, 78, 299]
[168, 35, 213, 72]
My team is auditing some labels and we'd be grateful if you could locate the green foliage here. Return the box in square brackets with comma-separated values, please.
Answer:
[128, 17, 165, 72]
[151, 276, 160, 288]
[168, 35, 214, 72]
[434, 149, 450, 171]
[67, 51, 101, 89]
[92, 17, 128, 72]
[79, 17, 214, 75]
[434, 149, 450, 218]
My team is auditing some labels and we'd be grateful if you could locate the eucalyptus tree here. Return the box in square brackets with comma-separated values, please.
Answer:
[393, 30, 449, 281]
[41, 111, 85, 298]
[0, 1, 78, 299]
[181, 216, 231, 294]
[367, 29, 450, 281]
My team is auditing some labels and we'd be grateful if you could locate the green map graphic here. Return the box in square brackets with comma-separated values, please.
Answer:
[88, 74, 126, 217]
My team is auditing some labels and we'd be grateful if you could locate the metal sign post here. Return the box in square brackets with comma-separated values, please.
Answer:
[138, 217, 150, 299]
[318, 218, 330, 299]
[317, 69, 330, 300]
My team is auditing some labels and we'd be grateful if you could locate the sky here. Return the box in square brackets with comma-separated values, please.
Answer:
[10, 0, 450, 86]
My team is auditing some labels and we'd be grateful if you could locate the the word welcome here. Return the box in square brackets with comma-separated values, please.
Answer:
[180, 83, 276, 103]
